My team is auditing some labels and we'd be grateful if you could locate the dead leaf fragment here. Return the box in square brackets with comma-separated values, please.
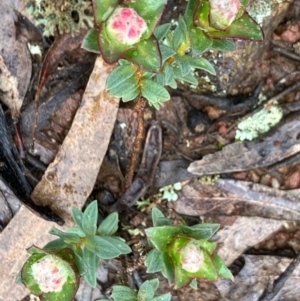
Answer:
[0, 2, 31, 117]
[31, 56, 119, 224]
[217, 255, 300, 301]
[188, 113, 300, 176]
[174, 179, 300, 221]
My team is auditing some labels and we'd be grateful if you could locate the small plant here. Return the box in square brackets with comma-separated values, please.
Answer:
[82, 0, 263, 108]
[20, 204, 232, 300]
[145, 208, 233, 289]
[20, 201, 131, 300]
[99, 278, 171, 301]
[159, 182, 182, 202]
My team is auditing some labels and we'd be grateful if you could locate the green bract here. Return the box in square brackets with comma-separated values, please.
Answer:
[145, 208, 233, 289]
[83, 0, 167, 72]
[21, 247, 80, 301]
[184, 0, 263, 55]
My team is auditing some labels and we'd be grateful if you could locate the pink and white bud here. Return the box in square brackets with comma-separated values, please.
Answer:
[179, 241, 203, 273]
[209, 0, 241, 29]
[31, 256, 68, 293]
[106, 7, 148, 45]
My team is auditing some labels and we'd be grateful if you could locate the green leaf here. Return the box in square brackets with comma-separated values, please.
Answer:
[72, 247, 88, 276]
[125, 37, 162, 72]
[111, 285, 138, 301]
[86, 236, 131, 259]
[145, 249, 163, 273]
[126, 0, 167, 39]
[188, 57, 216, 75]
[173, 17, 188, 52]
[160, 44, 176, 63]
[65, 227, 86, 238]
[154, 23, 171, 42]
[121, 87, 140, 102]
[172, 266, 191, 289]
[152, 293, 171, 301]
[212, 255, 234, 281]
[211, 39, 235, 51]
[155, 73, 165, 86]
[173, 67, 198, 85]
[160, 251, 174, 284]
[198, 239, 216, 254]
[189, 27, 212, 56]
[109, 75, 139, 99]
[163, 64, 177, 88]
[151, 207, 165, 226]
[82, 247, 100, 287]
[27, 246, 48, 255]
[207, 14, 263, 41]
[235, 0, 251, 20]
[82, 200, 98, 236]
[43, 239, 68, 252]
[155, 217, 172, 227]
[97, 212, 119, 236]
[175, 55, 192, 76]
[147, 278, 159, 292]
[184, 0, 197, 27]
[146, 225, 217, 252]
[191, 223, 219, 238]
[49, 228, 81, 244]
[82, 28, 100, 54]
[138, 280, 155, 301]
[141, 79, 170, 106]
[71, 207, 84, 230]
[106, 64, 137, 90]
[93, 0, 118, 24]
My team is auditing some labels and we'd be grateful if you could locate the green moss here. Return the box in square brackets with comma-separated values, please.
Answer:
[26, 0, 94, 36]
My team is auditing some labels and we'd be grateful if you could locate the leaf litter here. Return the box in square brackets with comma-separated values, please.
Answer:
[1, 0, 300, 300]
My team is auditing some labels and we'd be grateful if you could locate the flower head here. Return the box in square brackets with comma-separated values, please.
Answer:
[31, 255, 68, 293]
[179, 241, 204, 273]
[82, 0, 167, 72]
[106, 7, 148, 45]
[209, 0, 241, 29]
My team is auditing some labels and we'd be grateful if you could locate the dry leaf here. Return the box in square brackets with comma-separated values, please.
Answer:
[31, 56, 119, 224]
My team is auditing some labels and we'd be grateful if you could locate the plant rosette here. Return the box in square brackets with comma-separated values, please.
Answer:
[83, 0, 167, 72]
[145, 208, 233, 289]
[21, 246, 80, 301]
[184, 0, 263, 55]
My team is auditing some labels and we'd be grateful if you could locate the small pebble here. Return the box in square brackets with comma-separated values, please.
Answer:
[271, 177, 280, 189]
[260, 174, 271, 186]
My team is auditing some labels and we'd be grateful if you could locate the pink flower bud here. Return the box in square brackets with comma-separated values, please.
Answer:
[179, 241, 203, 273]
[209, 0, 241, 29]
[31, 256, 68, 293]
[106, 7, 148, 45]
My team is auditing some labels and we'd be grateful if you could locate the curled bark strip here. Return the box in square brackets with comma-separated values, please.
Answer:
[113, 124, 162, 211]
